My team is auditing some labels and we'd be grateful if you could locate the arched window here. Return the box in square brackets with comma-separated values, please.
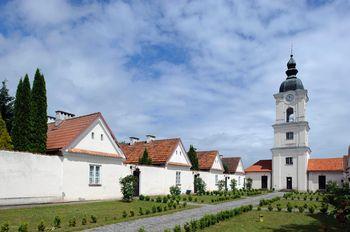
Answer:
[286, 108, 294, 122]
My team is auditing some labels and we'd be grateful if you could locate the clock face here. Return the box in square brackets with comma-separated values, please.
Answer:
[285, 94, 294, 102]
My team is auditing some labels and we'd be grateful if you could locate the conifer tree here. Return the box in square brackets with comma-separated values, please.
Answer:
[12, 75, 31, 151]
[30, 69, 47, 153]
[187, 145, 199, 170]
[139, 148, 152, 165]
[0, 80, 14, 134]
[0, 114, 13, 150]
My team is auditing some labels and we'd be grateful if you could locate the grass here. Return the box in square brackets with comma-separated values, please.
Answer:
[0, 199, 195, 231]
[202, 211, 348, 232]
[270, 199, 324, 208]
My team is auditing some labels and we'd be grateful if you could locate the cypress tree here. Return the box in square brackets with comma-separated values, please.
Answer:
[0, 80, 14, 134]
[12, 75, 31, 151]
[187, 145, 199, 170]
[30, 69, 47, 153]
[139, 148, 152, 165]
[0, 114, 13, 150]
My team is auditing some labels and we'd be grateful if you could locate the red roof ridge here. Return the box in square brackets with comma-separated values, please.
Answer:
[245, 159, 272, 173]
[47, 112, 101, 125]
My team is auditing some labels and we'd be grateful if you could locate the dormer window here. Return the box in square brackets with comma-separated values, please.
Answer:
[101, 134, 104, 141]
[91, 132, 95, 139]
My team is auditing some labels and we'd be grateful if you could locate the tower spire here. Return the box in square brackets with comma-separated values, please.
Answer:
[286, 49, 298, 79]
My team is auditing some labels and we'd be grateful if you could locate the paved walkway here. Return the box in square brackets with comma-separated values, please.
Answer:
[88, 192, 284, 232]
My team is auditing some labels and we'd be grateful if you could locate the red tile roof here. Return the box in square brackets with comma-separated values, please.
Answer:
[245, 160, 272, 173]
[47, 113, 100, 151]
[197, 150, 219, 171]
[47, 112, 122, 158]
[119, 138, 182, 165]
[68, 148, 121, 158]
[307, 158, 344, 172]
[222, 157, 243, 174]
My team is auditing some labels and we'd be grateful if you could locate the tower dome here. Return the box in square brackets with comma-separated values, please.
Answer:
[279, 55, 304, 93]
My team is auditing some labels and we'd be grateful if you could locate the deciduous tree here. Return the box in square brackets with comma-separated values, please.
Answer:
[0, 80, 14, 134]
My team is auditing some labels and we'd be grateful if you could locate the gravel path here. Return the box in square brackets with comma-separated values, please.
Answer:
[88, 192, 284, 232]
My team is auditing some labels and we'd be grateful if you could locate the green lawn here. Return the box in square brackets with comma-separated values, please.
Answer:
[202, 211, 347, 232]
[0, 200, 195, 231]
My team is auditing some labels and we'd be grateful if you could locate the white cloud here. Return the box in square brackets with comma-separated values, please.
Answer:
[0, 0, 349, 167]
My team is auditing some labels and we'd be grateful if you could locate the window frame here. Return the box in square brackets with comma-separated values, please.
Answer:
[100, 134, 104, 141]
[286, 132, 294, 140]
[215, 174, 218, 185]
[285, 157, 293, 165]
[89, 164, 101, 186]
[175, 171, 181, 186]
[91, 132, 95, 139]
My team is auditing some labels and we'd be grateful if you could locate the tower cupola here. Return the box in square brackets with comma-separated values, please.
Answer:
[279, 54, 304, 93]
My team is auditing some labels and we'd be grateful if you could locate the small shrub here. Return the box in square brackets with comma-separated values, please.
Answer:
[138, 227, 146, 232]
[298, 206, 304, 213]
[163, 206, 168, 211]
[320, 203, 328, 214]
[1, 223, 9, 232]
[130, 211, 135, 217]
[173, 225, 181, 232]
[183, 222, 191, 232]
[18, 223, 28, 232]
[257, 206, 261, 211]
[119, 175, 136, 201]
[182, 202, 187, 208]
[37, 221, 45, 232]
[152, 205, 157, 214]
[145, 196, 150, 201]
[82, 216, 87, 225]
[68, 218, 76, 227]
[90, 215, 97, 223]
[157, 206, 162, 212]
[170, 186, 181, 196]
[122, 210, 128, 218]
[139, 195, 145, 200]
[303, 203, 308, 209]
[188, 196, 193, 202]
[163, 196, 168, 203]
[268, 205, 273, 211]
[53, 216, 61, 228]
[287, 203, 293, 213]
[190, 220, 198, 231]
[308, 205, 315, 214]
[145, 209, 151, 215]
[277, 203, 282, 211]
[139, 207, 144, 215]
[156, 196, 162, 203]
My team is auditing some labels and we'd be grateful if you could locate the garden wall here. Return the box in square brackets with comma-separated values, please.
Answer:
[0, 150, 63, 205]
[308, 171, 344, 191]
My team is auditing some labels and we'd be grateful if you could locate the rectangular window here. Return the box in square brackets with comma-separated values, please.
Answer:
[215, 175, 218, 185]
[101, 134, 104, 141]
[89, 165, 101, 185]
[91, 132, 95, 139]
[176, 171, 181, 186]
[286, 157, 293, 165]
[286, 132, 294, 140]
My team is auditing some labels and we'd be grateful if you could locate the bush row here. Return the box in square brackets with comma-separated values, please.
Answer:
[259, 197, 281, 206]
[122, 202, 187, 219]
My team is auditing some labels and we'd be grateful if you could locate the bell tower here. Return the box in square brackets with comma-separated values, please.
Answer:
[271, 54, 311, 191]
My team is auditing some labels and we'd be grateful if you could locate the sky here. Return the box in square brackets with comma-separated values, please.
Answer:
[0, 0, 349, 167]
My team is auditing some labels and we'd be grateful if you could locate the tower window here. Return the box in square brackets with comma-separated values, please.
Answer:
[286, 157, 293, 165]
[286, 132, 294, 140]
[286, 108, 294, 122]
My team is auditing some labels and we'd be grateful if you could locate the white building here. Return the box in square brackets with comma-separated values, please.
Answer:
[245, 55, 345, 191]
[119, 137, 194, 195]
[221, 157, 246, 189]
[196, 151, 225, 191]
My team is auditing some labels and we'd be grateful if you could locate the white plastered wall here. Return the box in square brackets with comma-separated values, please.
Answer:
[246, 172, 271, 189]
[227, 173, 245, 189]
[308, 171, 344, 191]
[0, 150, 63, 205]
[196, 170, 224, 191]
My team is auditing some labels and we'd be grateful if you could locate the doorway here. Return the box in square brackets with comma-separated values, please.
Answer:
[286, 177, 292, 190]
[133, 168, 140, 196]
[261, 176, 268, 189]
[319, 175, 326, 190]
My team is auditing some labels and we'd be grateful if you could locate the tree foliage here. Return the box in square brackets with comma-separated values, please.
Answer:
[194, 177, 206, 195]
[139, 148, 152, 165]
[245, 178, 253, 190]
[0, 114, 13, 150]
[230, 179, 237, 191]
[12, 76, 32, 152]
[0, 80, 14, 135]
[187, 145, 199, 170]
[170, 185, 181, 196]
[119, 175, 136, 201]
[217, 180, 226, 191]
[223, 163, 229, 173]
[30, 69, 47, 153]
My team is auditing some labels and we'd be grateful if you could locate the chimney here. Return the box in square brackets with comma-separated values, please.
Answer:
[219, 155, 223, 159]
[146, 134, 156, 143]
[55, 110, 75, 126]
[47, 116, 56, 123]
[129, 137, 139, 145]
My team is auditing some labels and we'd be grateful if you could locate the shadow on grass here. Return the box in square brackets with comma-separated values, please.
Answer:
[266, 214, 349, 232]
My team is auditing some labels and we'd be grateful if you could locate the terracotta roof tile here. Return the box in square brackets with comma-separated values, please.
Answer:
[47, 113, 100, 151]
[222, 157, 243, 174]
[307, 158, 344, 172]
[197, 151, 218, 171]
[68, 148, 122, 158]
[119, 138, 180, 165]
[245, 160, 272, 173]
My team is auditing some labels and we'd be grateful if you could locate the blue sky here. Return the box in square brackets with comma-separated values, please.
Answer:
[0, 0, 349, 167]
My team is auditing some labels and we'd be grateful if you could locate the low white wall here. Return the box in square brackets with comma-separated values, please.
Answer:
[197, 170, 224, 191]
[130, 165, 193, 195]
[0, 150, 63, 205]
[246, 172, 271, 189]
[308, 171, 344, 191]
[227, 173, 245, 189]
[62, 152, 128, 201]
